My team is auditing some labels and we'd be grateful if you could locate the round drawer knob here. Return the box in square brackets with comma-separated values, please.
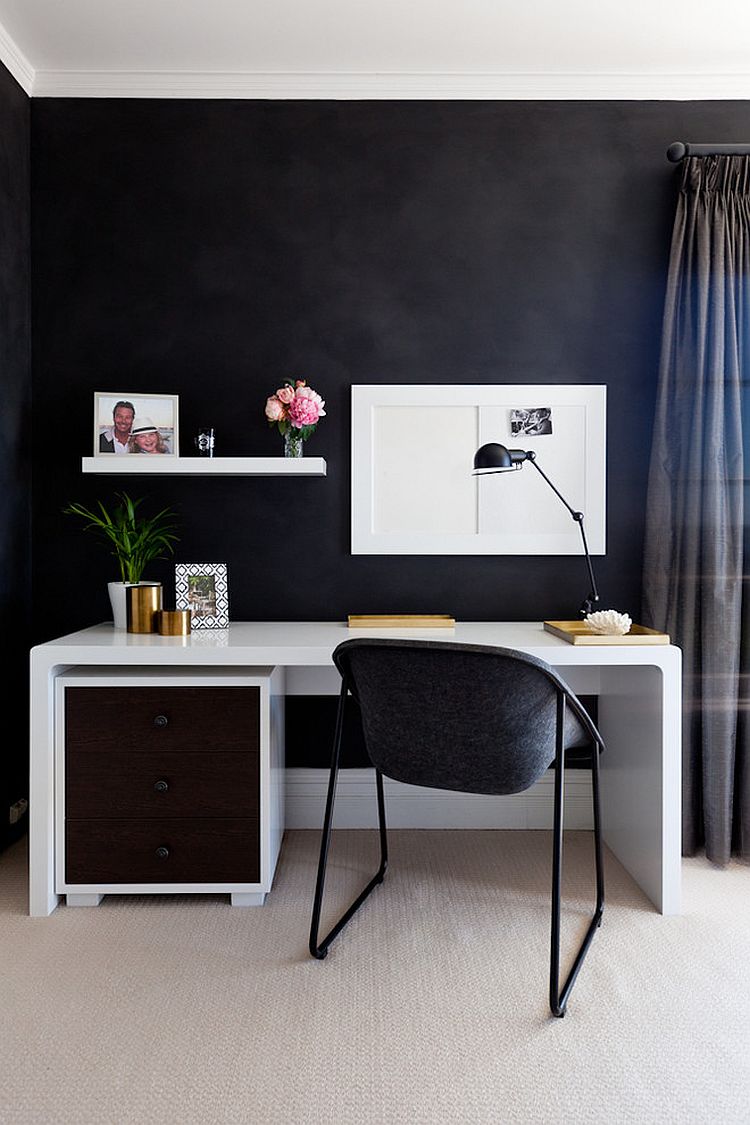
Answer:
[154, 780, 169, 793]
[155, 846, 170, 860]
[153, 714, 169, 729]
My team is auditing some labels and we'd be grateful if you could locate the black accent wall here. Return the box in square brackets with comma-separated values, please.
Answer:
[0, 61, 30, 845]
[28, 100, 750, 650]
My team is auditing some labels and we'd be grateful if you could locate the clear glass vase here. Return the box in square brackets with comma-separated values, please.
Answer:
[284, 430, 304, 458]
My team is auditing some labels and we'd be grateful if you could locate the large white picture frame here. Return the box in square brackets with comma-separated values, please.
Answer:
[351, 384, 606, 555]
[94, 391, 179, 456]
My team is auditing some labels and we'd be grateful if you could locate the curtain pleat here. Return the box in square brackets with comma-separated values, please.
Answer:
[643, 155, 748, 864]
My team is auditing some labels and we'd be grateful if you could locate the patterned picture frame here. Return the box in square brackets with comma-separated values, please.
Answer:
[175, 563, 229, 629]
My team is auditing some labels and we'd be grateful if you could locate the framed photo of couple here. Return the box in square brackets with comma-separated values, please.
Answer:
[94, 392, 179, 456]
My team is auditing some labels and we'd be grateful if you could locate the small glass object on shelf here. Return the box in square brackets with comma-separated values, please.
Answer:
[195, 427, 215, 457]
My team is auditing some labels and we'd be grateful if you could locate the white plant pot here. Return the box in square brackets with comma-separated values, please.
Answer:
[108, 581, 161, 630]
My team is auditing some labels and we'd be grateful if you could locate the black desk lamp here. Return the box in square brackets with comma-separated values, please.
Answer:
[473, 443, 600, 618]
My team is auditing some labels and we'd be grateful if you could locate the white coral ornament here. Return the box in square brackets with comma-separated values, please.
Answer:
[584, 609, 633, 635]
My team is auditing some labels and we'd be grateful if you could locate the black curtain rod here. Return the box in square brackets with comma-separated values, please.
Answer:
[667, 141, 750, 162]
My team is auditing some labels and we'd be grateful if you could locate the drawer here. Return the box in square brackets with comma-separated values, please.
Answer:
[65, 686, 259, 753]
[66, 818, 260, 884]
[66, 751, 259, 819]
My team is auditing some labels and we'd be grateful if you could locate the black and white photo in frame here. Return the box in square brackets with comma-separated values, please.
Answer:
[94, 392, 179, 456]
[510, 407, 553, 436]
[175, 563, 229, 628]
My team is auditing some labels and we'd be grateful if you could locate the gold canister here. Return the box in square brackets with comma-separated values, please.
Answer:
[126, 583, 162, 633]
[156, 610, 191, 636]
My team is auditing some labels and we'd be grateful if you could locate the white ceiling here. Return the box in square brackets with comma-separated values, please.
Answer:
[2, 0, 750, 99]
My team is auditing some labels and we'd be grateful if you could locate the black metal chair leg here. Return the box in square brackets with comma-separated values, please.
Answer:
[309, 683, 388, 960]
[591, 724, 605, 927]
[549, 692, 605, 1017]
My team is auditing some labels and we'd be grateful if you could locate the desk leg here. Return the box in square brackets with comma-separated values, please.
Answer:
[597, 663, 681, 915]
[231, 893, 267, 906]
[29, 658, 61, 917]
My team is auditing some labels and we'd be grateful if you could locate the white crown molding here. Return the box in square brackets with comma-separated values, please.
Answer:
[0, 18, 34, 96]
[30, 69, 750, 100]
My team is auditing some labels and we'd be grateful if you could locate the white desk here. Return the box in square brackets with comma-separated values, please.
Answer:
[30, 621, 682, 917]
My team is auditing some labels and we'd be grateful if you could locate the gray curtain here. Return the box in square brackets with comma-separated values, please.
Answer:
[643, 155, 749, 864]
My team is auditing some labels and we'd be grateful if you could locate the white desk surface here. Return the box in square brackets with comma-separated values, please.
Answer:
[33, 620, 680, 670]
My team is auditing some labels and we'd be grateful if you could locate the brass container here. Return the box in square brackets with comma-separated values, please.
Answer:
[126, 583, 162, 633]
[156, 609, 191, 636]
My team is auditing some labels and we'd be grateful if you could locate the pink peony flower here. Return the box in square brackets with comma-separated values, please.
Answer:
[276, 385, 295, 404]
[287, 396, 319, 429]
[265, 395, 286, 422]
[296, 385, 326, 415]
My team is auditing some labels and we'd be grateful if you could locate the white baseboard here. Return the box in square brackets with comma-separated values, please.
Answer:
[285, 768, 593, 830]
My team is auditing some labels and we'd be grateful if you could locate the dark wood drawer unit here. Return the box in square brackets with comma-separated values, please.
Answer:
[66, 818, 260, 884]
[65, 686, 260, 754]
[65, 750, 259, 819]
[57, 671, 284, 906]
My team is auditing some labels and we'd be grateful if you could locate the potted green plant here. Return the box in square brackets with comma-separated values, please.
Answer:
[64, 492, 180, 628]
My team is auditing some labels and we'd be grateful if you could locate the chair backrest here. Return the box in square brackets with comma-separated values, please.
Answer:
[333, 638, 591, 796]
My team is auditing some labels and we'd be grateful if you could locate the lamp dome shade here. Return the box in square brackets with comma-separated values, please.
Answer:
[472, 443, 514, 473]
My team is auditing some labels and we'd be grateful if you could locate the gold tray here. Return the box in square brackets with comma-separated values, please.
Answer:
[348, 614, 456, 628]
[543, 620, 670, 645]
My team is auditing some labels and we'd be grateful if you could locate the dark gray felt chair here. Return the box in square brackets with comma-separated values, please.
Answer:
[309, 638, 605, 1017]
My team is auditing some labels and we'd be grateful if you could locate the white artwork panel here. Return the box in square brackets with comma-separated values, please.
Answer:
[351, 385, 605, 555]
[372, 405, 478, 535]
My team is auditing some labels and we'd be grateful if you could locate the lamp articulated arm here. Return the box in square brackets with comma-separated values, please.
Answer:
[472, 443, 600, 619]
[524, 453, 599, 618]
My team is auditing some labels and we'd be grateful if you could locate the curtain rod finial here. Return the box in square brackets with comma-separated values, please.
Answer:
[667, 142, 687, 163]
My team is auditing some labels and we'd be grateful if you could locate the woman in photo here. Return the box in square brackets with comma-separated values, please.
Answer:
[128, 417, 171, 454]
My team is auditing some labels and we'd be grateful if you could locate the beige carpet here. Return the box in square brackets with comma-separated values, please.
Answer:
[0, 830, 748, 1125]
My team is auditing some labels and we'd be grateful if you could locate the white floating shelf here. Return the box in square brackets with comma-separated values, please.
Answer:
[81, 456, 327, 476]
